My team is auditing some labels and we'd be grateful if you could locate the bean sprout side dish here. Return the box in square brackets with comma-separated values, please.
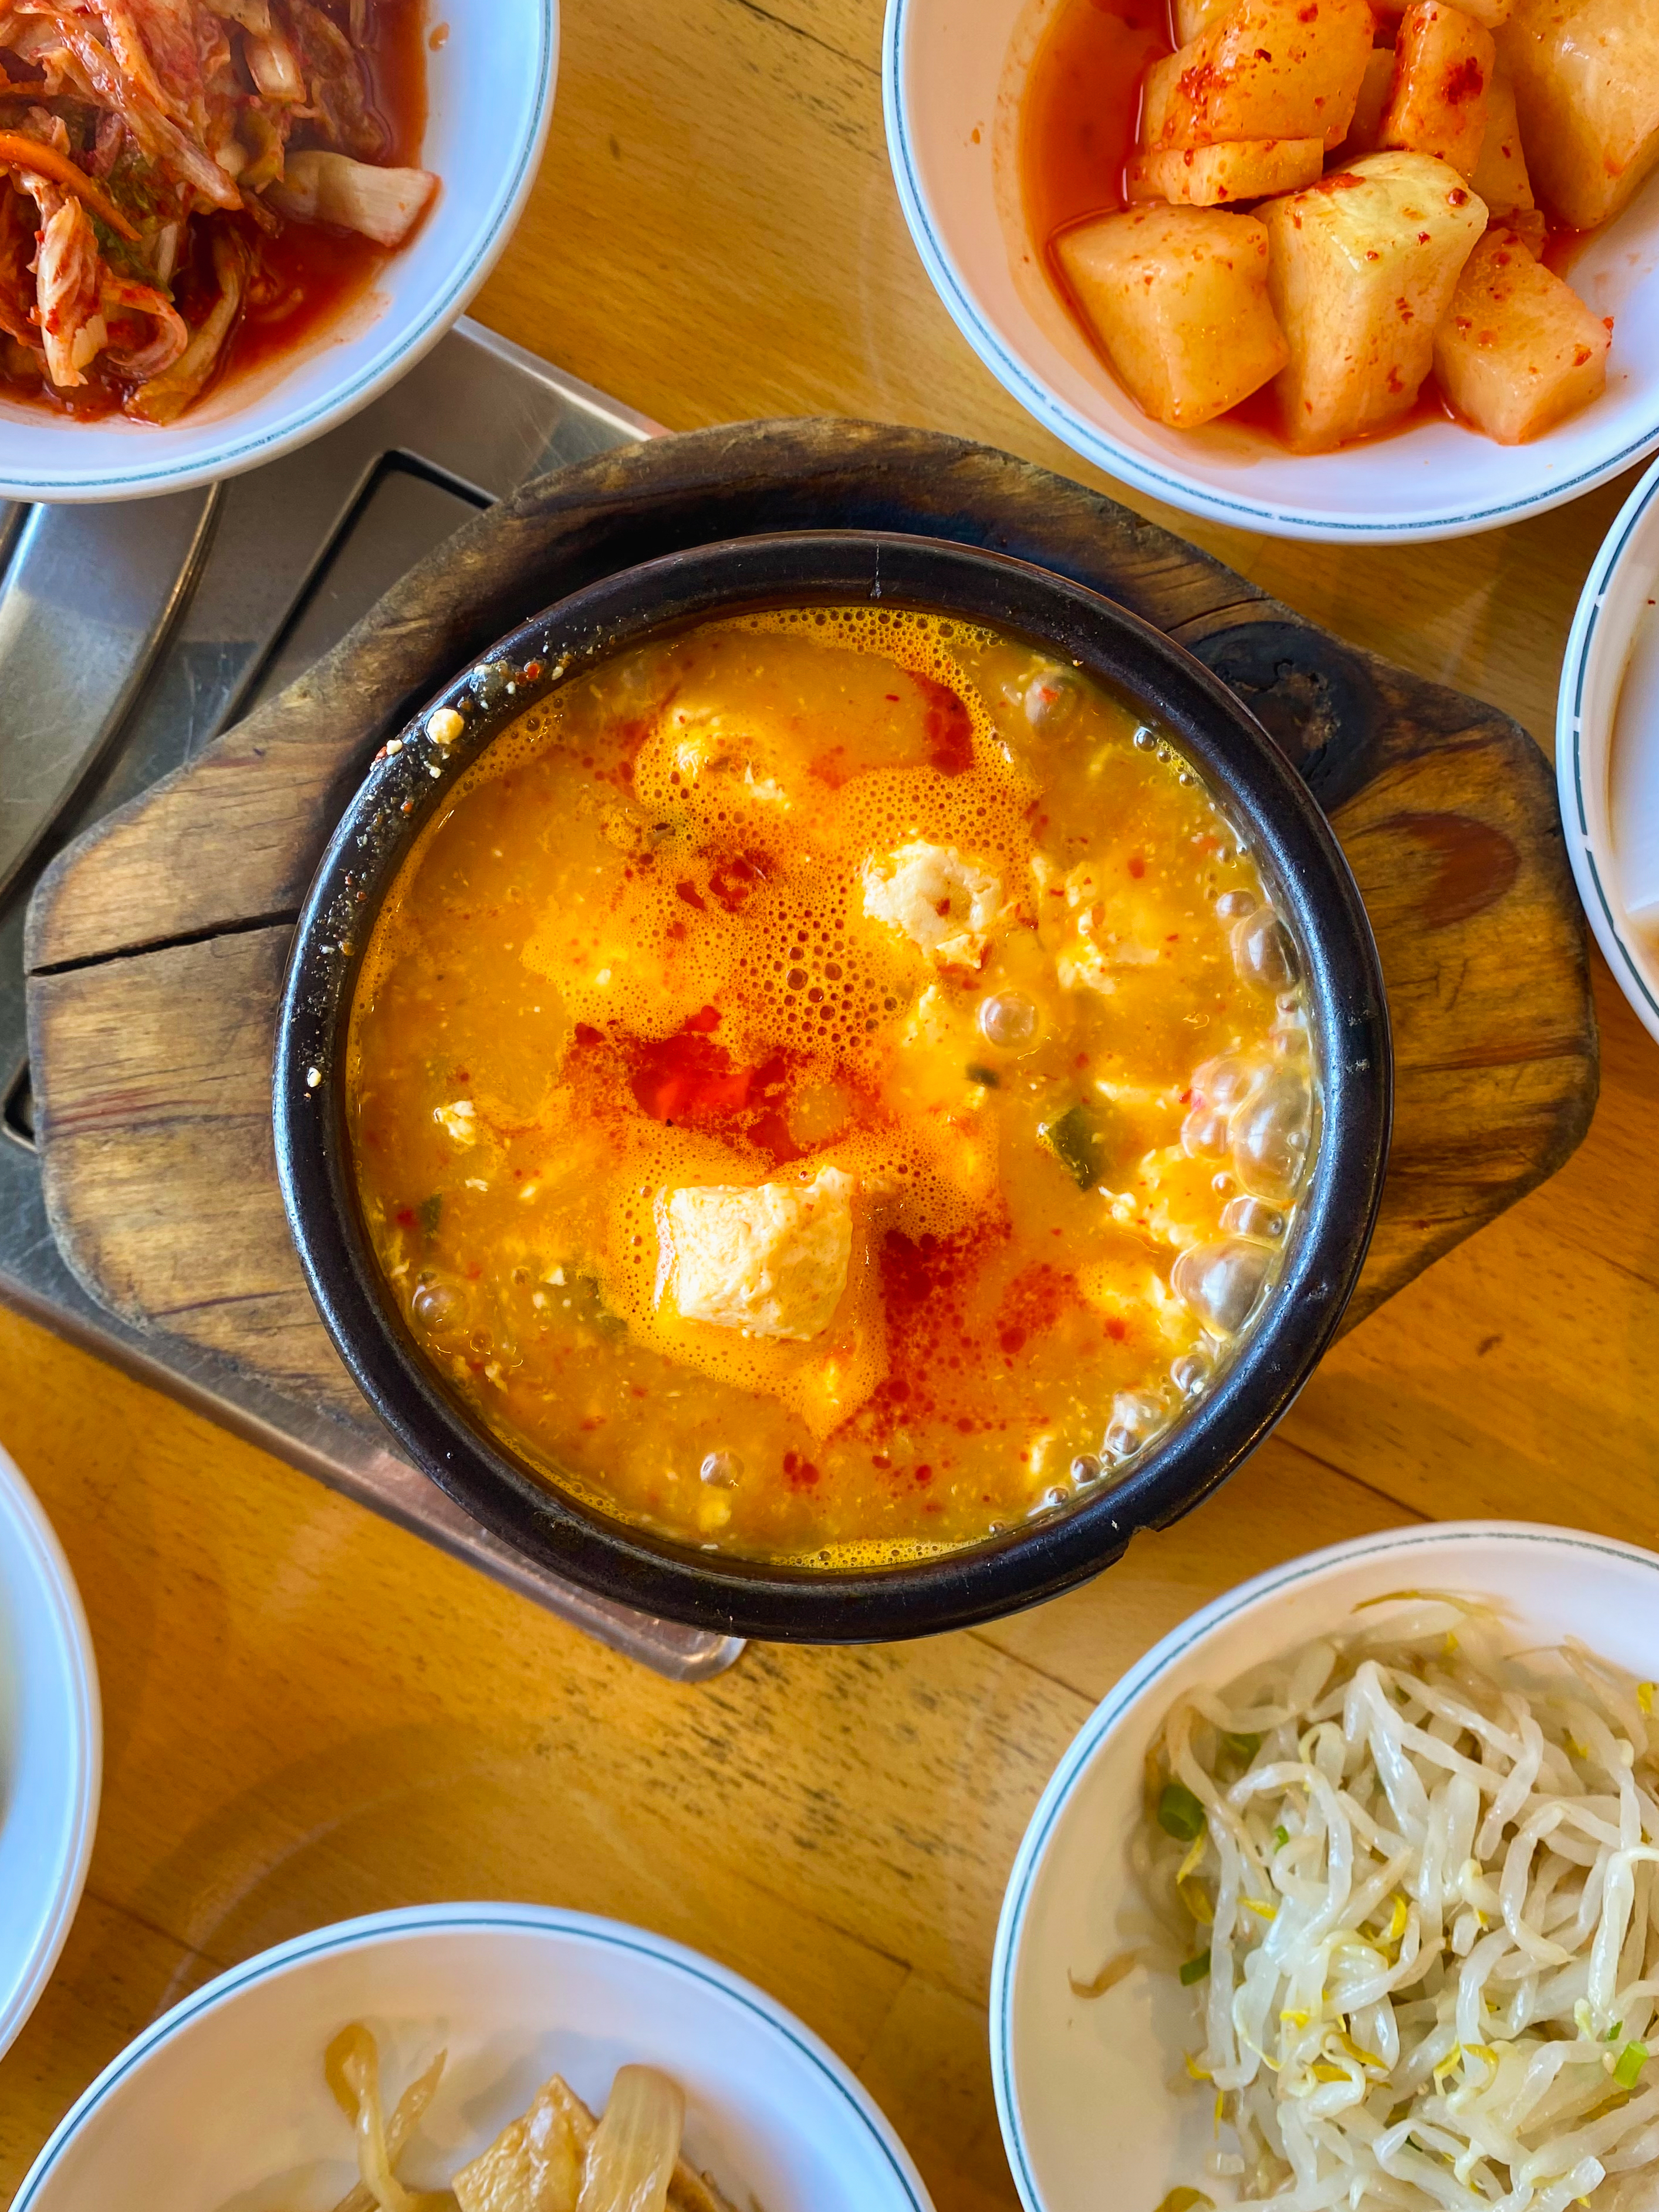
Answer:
[1124, 1599, 1659, 2211]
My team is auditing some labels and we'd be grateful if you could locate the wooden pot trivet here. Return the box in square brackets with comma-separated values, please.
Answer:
[23, 420, 1596, 1440]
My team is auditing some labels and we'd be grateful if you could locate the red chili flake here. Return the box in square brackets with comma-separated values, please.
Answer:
[708, 851, 768, 914]
[783, 1450, 820, 1490]
[394, 1206, 416, 1228]
[1104, 1317, 1128, 1342]
[580, 1415, 606, 1431]
[1127, 853, 1146, 878]
[914, 1464, 934, 1487]
[912, 672, 974, 776]
[630, 1030, 754, 1122]
[523, 659, 545, 680]
[1075, 1051, 1089, 1068]
[996, 1263, 1079, 1362]
[573, 1023, 604, 1047]
[675, 879, 707, 912]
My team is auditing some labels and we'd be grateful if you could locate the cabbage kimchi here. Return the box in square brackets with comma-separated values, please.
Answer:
[0, 0, 434, 421]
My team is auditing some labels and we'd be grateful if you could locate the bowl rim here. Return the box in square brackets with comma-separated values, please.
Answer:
[12, 1900, 934, 2211]
[1557, 450, 1659, 1048]
[273, 527, 1392, 1643]
[986, 1518, 1659, 2212]
[0, 1440, 102, 2064]
[880, 0, 1659, 547]
[0, 1, 559, 504]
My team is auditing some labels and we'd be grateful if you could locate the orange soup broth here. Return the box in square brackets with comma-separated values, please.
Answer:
[348, 612, 1306, 1564]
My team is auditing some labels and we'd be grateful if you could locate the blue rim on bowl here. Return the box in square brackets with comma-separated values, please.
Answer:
[1557, 452, 1659, 1047]
[987, 1520, 1659, 2212]
[15, 1902, 932, 2210]
[0, 4, 559, 502]
[881, 0, 1659, 545]
[0, 1443, 100, 2064]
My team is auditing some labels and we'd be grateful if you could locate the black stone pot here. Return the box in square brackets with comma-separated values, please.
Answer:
[274, 530, 1391, 1643]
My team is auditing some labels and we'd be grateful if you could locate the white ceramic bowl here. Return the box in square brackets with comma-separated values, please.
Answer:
[0, 1439, 100, 2061]
[1559, 454, 1659, 1049]
[883, 0, 1659, 543]
[0, 2, 557, 504]
[15, 1903, 934, 2211]
[989, 1521, 1659, 2212]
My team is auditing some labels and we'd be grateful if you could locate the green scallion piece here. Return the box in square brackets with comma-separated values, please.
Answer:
[1179, 1950, 1211, 1986]
[1221, 1730, 1262, 1761]
[1273, 1824, 1290, 1850]
[1614, 2041, 1649, 2091]
[1158, 1781, 1206, 1841]
[1039, 1100, 1110, 1190]
[965, 1063, 1000, 1089]
[417, 1192, 442, 1236]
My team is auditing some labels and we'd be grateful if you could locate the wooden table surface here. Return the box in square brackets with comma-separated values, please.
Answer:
[2, 4, 1657, 2204]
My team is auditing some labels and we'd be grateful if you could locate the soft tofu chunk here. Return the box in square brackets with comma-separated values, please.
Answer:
[1056, 205, 1288, 428]
[1338, 48, 1399, 155]
[665, 721, 791, 807]
[1141, 0, 1375, 153]
[861, 840, 1005, 969]
[1470, 65, 1535, 215]
[1262, 151, 1487, 449]
[1433, 224, 1610, 439]
[1499, 0, 1659, 229]
[658, 1166, 854, 1341]
[1126, 136, 1325, 206]
[1380, 2, 1495, 178]
[434, 1098, 478, 1145]
[1033, 851, 1166, 995]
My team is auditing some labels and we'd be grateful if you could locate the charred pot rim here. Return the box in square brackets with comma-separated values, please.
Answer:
[273, 530, 1393, 1643]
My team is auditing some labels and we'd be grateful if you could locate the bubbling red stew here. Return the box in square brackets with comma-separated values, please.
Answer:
[0, 0, 431, 424]
[347, 609, 1320, 1564]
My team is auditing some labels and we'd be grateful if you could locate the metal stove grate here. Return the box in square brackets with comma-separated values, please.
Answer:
[0, 321, 742, 1683]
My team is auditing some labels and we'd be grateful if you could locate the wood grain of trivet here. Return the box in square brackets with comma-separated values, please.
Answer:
[24, 420, 1598, 1446]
